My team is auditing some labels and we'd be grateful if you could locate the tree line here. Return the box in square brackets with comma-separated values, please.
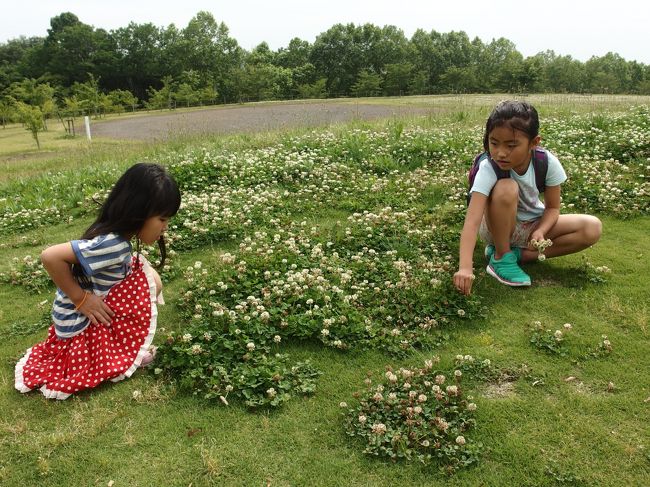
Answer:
[2, 10, 649, 128]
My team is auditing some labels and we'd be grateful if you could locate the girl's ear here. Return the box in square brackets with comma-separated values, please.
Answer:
[530, 135, 541, 148]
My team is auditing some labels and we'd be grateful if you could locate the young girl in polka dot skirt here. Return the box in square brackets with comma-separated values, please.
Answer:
[15, 163, 181, 399]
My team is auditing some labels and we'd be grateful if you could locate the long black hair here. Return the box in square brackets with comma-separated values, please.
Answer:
[483, 100, 540, 151]
[73, 163, 181, 282]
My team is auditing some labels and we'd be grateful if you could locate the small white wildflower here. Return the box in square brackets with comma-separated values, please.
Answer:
[246, 342, 255, 351]
[455, 435, 466, 446]
[273, 335, 282, 343]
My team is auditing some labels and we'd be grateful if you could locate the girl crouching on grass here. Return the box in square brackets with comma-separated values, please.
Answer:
[15, 162, 181, 399]
[454, 100, 602, 295]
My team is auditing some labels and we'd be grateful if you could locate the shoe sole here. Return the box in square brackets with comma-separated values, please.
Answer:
[486, 264, 531, 287]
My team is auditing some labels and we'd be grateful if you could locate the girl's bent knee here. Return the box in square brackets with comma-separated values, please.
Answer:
[585, 216, 602, 245]
[491, 179, 518, 202]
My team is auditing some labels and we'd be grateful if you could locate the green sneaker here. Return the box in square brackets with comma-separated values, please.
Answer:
[486, 251, 531, 287]
[485, 245, 522, 263]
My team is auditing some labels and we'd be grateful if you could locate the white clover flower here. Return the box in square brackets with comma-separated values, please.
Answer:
[266, 388, 277, 398]
[455, 435, 466, 446]
[554, 330, 563, 339]
[563, 323, 573, 330]
[246, 342, 255, 351]
[457, 309, 466, 317]
[454, 370, 462, 378]
[321, 329, 330, 336]
[191, 344, 203, 354]
[132, 390, 142, 400]
[194, 261, 202, 269]
[467, 402, 477, 411]
[446, 385, 459, 396]
[225, 385, 234, 392]
[435, 374, 446, 385]
[421, 440, 430, 447]
[417, 394, 427, 403]
[339, 402, 348, 408]
[358, 415, 367, 424]
[273, 335, 282, 343]
[181, 333, 193, 343]
[372, 392, 384, 402]
[371, 423, 387, 435]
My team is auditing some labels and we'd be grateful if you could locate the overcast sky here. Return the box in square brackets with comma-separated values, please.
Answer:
[2, 0, 648, 64]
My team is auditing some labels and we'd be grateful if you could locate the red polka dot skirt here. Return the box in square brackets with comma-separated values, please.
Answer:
[15, 259, 157, 400]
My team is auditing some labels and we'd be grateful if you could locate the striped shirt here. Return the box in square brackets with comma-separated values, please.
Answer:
[52, 233, 132, 339]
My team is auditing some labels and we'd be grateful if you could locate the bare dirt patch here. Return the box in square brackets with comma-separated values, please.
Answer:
[90, 102, 438, 141]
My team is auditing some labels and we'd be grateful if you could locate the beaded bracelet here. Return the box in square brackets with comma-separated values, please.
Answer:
[74, 291, 89, 310]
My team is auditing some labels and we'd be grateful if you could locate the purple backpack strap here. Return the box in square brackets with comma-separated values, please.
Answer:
[532, 148, 549, 193]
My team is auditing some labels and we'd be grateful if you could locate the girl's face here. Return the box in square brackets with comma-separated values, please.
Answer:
[138, 215, 170, 245]
[488, 125, 540, 175]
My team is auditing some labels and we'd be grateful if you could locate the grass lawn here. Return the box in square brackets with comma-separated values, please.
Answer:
[1, 95, 648, 486]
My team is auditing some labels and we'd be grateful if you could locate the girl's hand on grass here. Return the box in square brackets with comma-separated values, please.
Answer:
[78, 293, 115, 325]
[453, 269, 475, 296]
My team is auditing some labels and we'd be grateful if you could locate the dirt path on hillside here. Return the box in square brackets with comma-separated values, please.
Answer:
[90, 102, 438, 141]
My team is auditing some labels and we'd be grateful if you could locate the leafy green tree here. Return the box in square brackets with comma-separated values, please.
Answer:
[248, 42, 275, 65]
[108, 89, 138, 112]
[383, 63, 413, 96]
[275, 38, 311, 68]
[297, 78, 327, 99]
[351, 70, 383, 97]
[174, 83, 199, 107]
[38, 13, 118, 87]
[0, 36, 44, 91]
[15, 101, 44, 148]
[71, 74, 102, 116]
[408, 70, 430, 95]
[146, 76, 174, 110]
[240, 64, 293, 101]
[112, 22, 165, 100]
[0, 98, 14, 127]
[62, 96, 83, 117]
[177, 11, 242, 102]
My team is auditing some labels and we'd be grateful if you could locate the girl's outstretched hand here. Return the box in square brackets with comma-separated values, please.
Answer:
[453, 269, 476, 296]
[78, 293, 115, 325]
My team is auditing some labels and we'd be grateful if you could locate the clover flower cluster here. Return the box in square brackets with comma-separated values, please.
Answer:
[530, 238, 553, 261]
[344, 359, 481, 473]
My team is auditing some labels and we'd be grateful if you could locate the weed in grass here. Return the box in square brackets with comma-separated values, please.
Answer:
[528, 321, 573, 356]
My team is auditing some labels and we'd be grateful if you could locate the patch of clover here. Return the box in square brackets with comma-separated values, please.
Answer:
[343, 359, 482, 474]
